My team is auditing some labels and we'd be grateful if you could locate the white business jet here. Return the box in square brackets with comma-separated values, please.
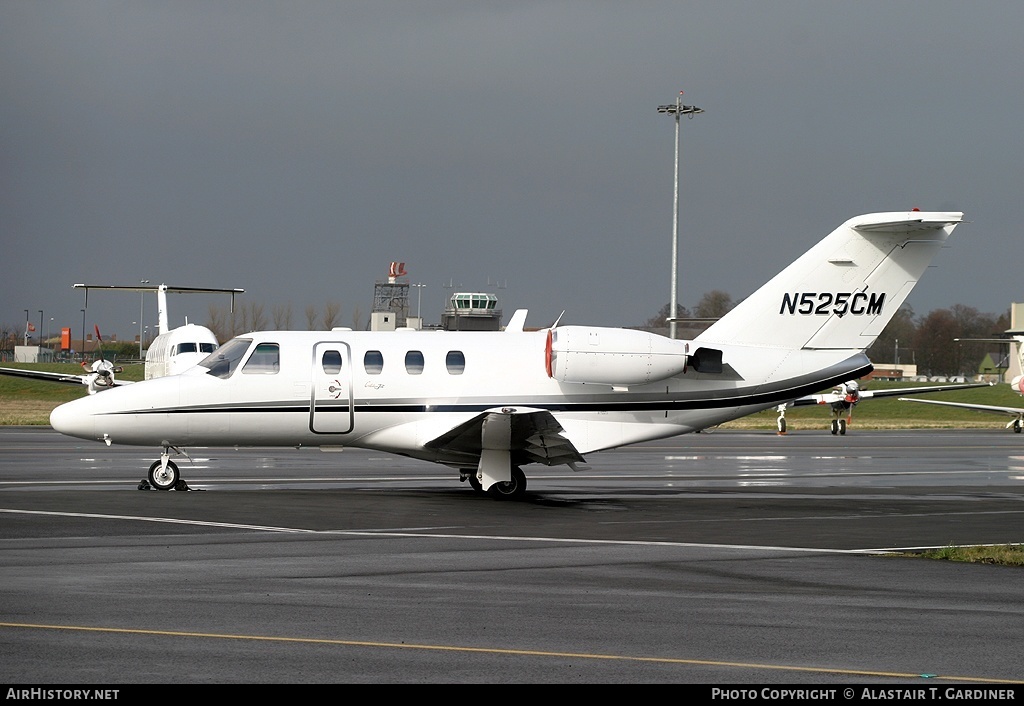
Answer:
[774, 378, 992, 435]
[49, 211, 963, 498]
[899, 334, 1024, 432]
[0, 284, 243, 391]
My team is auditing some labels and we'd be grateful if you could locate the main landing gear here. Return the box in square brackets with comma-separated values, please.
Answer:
[460, 466, 527, 500]
[830, 418, 848, 436]
[775, 403, 791, 435]
[138, 446, 193, 491]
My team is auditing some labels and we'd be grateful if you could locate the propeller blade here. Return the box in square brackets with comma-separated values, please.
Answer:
[93, 325, 107, 363]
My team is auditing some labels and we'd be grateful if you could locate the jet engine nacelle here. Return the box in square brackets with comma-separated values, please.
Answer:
[545, 326, 690, 386]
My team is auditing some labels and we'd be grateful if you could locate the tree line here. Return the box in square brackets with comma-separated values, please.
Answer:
[203, 301, 364, 343]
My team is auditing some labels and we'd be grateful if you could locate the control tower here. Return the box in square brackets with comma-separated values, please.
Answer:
[441, 292, 502, 331]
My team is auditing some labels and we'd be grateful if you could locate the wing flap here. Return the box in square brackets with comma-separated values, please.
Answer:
[424, 407, 585, 467]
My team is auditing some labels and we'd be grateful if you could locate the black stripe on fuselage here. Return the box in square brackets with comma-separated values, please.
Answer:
[100, 364, 872, 417]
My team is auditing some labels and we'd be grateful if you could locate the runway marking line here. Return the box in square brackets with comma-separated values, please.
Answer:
[2, 508, 1014, 555]
[0, 621, 1021, 683]
[0, 508, 868, 552]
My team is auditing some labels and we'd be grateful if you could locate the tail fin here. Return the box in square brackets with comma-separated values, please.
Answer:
[696, 211, 963, 351]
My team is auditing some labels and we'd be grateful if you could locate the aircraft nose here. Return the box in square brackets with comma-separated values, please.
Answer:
[50, 398, 96, 440]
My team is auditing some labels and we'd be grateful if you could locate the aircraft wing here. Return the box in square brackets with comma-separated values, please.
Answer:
[856, 382, 993, 399]
[787, 382, 992, 408]
[424, 407, 586, 467]
[897, 397, 1024, 418]
[0, 366, 132, 389]
[788, 391, 844, 407]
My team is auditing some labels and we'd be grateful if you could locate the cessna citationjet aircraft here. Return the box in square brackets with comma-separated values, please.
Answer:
[0, 284, 243, 391]
[775, 378, 991, 435]
[899, 335, 1024, 432]
[49, 210, 963, 498]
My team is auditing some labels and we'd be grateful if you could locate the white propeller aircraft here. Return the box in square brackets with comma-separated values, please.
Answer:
[774, 378, 992, 435]
[899, 334, 1024, 432]
[49, 210, 964, 498]
[75, 283, 244, 380]
[0, 284, 243, 391]
[0, 324, 126, 395]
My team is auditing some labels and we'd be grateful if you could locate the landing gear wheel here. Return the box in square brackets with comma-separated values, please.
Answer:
[487, 466, 527, 500]
[839, 418, 847, 435]
[777, 417, 787, 434]
[468, 473, 483, 493]
[1014, 419, 1022, 434]
[148, 460, 180, 491]
[830, 419, 839, 435]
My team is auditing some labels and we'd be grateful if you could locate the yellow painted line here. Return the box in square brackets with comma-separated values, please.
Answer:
[1, 622, 1021, 683]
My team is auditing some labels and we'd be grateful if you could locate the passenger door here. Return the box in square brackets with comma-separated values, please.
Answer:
[310, 341, 353, 434]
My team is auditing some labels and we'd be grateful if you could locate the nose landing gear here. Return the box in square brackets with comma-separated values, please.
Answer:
[138, 446, 193, 491]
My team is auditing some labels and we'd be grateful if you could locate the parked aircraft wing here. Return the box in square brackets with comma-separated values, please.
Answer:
[898, 397, 1024, 417]
[0, 364, 132, 392]
[788, 381, 992, 407]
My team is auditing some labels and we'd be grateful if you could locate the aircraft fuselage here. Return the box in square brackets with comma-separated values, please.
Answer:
[50, 326, 869, 467]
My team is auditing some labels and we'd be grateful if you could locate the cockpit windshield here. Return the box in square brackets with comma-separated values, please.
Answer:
[198, 338, 252, 379]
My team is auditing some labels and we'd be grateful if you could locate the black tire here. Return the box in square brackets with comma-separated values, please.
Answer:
[148, 460, 180, 491]
[1014, 420, 1022, 434]
[467, 473, 484, 493]
[487, 466, 527, 500]
[778, 418, 787, 434]
[839, 419, 847, 436]
[830, 420, 839, 435]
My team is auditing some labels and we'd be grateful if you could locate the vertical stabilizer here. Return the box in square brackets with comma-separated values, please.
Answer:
[157, 284, 170, 335]
[696, 211, 963, 351]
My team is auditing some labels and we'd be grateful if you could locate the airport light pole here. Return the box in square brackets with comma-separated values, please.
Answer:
[412, 283, 426, 319]
[24, 310, 29, 346]
[38, 311, 43, 351]
[657, 92, 703, 339]
[81, 309, 86, 362]
[139, 280, 149, 358]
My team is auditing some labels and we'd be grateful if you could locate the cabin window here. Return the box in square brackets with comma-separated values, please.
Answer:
[364, 350, 384, 375]
[446, 350, 465, 375]
[405, 350, 424, 375]
[199, 338, 252, 379]
[242, 342, 280, 374]
[322, 349, 343, 375]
